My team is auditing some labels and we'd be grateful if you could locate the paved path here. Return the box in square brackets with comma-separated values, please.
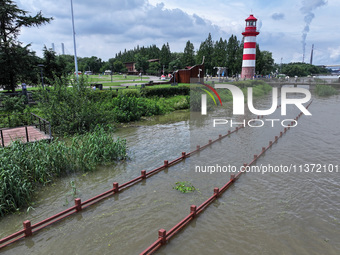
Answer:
[0, 126, 51, 147]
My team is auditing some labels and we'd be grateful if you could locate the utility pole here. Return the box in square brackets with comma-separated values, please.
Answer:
[71, 0, 79, 82]
[310, 44, 314, 65]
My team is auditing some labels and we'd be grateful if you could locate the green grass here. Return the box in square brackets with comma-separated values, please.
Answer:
[102, 81, 148, 87]
[87, 74, 150, 82]
[315, 84, 338, 97]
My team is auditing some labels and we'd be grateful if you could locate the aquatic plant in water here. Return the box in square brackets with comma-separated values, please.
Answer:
[173, 181, 196, 193]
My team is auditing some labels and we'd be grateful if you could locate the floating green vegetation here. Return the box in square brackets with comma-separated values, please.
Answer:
[0, 125, 127, 217]
[315, 84, 338, 97]
[173, 181, 196, 193]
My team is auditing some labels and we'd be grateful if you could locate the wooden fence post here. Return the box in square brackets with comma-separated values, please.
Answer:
[25, 126, 29, 143]
[0, 130, 4, 147]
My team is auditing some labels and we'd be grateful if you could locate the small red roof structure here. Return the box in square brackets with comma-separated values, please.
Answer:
[245, 14, 257, 21]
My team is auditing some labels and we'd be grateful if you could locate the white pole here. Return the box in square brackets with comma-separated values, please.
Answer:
[71, 0, 79, 82]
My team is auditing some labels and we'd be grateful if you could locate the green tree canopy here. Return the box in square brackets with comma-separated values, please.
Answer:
[255, 45, 275, 76]
[42, 46, 66, 81]
[182, 40, 195, 67]
[213, 38, 228, 70]
[160, 43, 171, 68]
[134, 53, 149, 73]
[0, 0, 52, 91]
[226, 35, 242, 76]
[281, 62, 328, 77]
[196, 33, 214, 75]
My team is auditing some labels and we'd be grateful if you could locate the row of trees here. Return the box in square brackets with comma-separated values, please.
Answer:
[106, 33, 275, 77]
[0, 0, 329, 92]
[280, 62, 330, 77]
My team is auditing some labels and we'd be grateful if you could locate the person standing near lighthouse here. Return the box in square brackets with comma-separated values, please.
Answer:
[241, 14, 260, 79]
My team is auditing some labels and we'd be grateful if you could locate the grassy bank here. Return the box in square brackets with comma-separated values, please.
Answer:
[315, 84, 338, 97]
[0, 126, 127, 217]
[0, 78, 272, 217]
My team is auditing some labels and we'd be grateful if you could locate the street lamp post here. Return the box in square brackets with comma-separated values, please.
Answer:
[111, 65, 113, 82]
[199, 68, 202, 83]
[38, 64, 44, 89]
[173, 66, 177, 85]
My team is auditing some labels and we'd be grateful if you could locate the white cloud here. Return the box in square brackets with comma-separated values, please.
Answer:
[15, 0, 340, 65]
[328, 46, 340, 60]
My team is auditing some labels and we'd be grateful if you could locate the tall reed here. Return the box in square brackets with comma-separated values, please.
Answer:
[0, 126, 127, 217]
[315, 84, 338, 97]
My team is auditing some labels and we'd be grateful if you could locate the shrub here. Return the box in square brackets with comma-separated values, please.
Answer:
[38, 76, 110, 135]
[140, 85, 190, 97]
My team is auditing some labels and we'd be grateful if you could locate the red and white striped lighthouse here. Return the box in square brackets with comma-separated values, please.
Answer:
[241, 14, 260, 79]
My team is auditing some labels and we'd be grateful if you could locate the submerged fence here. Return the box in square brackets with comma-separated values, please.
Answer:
[0, 101, 312, 253]
[0, 116, 244, 249]
[141, 101, 313, 254]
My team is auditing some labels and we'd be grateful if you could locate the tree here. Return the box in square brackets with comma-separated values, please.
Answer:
[147, 62, 161, 75]
[196, 33, 214, 75]
[42, 46, 66, 81]
[281, 62, 326, 77]
[255, 47, 274, 76]
[113, 60, 125, 73]
[0, 0, 52, 91]
[226, 35, 241, 76]
[134, 53, 149, 74]
[160, 43, 171, 69]
[79, 56, 103, 73]
[182, 40, 195, 67]
[169, 58, 183, 71]
[213, 38, 228, 70]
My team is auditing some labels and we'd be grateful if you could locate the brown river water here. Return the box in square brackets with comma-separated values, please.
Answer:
[0, 87, 339, 255]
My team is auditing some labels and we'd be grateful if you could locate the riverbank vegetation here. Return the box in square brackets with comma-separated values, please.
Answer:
[0, 126, 127, 216]
[0, 77, 273, 217]
[315, 84, 338, 97]
[35, 76, 190, 135]
[190, 80, 272, 112]
[280, 62, 330, 77]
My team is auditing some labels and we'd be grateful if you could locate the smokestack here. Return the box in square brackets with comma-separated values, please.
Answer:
[52, 43, 55, 52]
[61, 43, 65, 55]
[300, 0, 326, 62]
[310, 44, 314, 65]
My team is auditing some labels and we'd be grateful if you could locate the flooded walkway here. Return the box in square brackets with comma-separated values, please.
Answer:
[0, 94, 339, 254]
[0, 126, 51, 147]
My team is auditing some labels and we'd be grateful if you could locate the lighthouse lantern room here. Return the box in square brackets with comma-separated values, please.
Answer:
[241, 14, 260, 79]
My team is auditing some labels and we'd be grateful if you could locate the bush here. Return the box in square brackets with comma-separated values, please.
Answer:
[140, 85, 190, 97]
[120, 89, 140, 97]
[38, 76, 110, 135]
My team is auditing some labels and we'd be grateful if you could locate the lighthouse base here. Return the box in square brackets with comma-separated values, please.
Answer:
[241, 67, 255, 79]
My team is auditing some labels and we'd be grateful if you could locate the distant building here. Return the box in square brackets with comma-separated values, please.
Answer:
[147, 59, 160, 63]
[124, 59, 160, 74]
[124, 62, 137, 74]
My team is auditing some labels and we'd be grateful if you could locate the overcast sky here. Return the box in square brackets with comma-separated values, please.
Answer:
[17, 0, 339, 65]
